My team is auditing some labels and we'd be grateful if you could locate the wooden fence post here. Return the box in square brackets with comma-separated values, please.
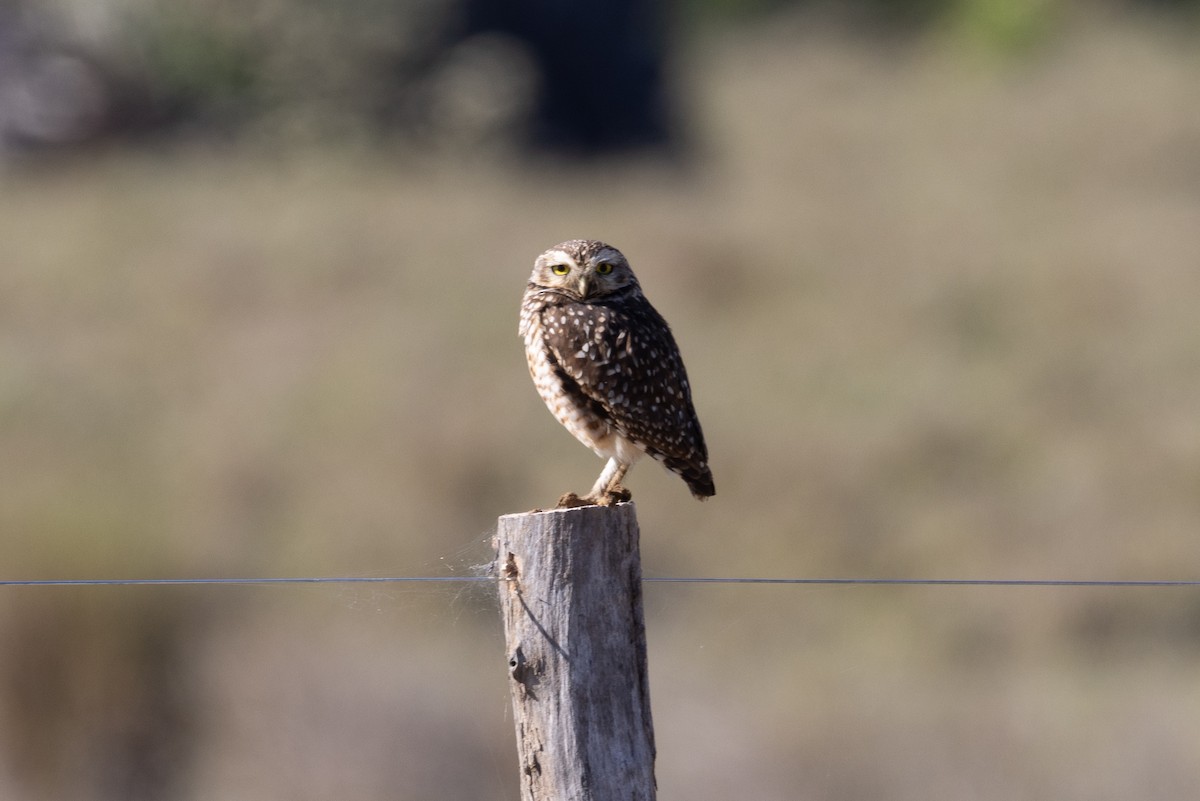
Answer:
[494, 502, 656, 801]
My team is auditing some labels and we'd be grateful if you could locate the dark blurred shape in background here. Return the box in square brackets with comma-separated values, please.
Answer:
[450, 0, 675, 154]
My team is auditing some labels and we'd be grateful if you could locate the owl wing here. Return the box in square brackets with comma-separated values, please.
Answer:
[545, 298, 711, 480]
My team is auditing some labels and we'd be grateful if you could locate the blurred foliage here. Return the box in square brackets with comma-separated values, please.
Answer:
[112, 0, 1194, 138]
[4, 0, 1196, 152]
[943, 0, 1062, 53]
[686, 0, 1200, 21]
[125, 7, 261, 126]
[105, 0, 443, 138]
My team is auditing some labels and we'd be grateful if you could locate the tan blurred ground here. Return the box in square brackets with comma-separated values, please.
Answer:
[2, 12, 1200, 801]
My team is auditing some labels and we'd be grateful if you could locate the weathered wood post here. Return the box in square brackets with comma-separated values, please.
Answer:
[494, 502, 656, 801]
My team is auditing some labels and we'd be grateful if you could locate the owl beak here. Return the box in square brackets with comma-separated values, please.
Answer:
[577, 274, 592, 298]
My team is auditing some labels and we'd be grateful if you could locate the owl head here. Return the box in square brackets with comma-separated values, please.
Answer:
[530, 239, 638, 301]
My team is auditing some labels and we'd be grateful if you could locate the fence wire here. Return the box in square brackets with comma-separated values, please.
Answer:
[2, 576, 1199, 587]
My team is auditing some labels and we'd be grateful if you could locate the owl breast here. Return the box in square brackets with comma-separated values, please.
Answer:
[521, 293, 644, 465]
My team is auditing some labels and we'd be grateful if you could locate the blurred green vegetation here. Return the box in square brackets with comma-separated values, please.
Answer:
[109, 0, 438, 139]
[130, 8, 260, 119]
[3, 5, 1200, 801]
[10, 0, 1196, 148]
[110, 0, 1188, 130]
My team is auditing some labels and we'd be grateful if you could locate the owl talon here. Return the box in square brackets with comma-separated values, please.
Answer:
[556, 492, 591, 509]
[597, 485, 632, 506]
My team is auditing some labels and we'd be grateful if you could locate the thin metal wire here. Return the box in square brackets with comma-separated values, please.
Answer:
[2, 576, 1199, 587]
[0, 577, 491, 587]
[646, 577, 1200, 586]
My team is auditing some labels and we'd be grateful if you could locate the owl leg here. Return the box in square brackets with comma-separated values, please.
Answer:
[590, 458, 634, 506]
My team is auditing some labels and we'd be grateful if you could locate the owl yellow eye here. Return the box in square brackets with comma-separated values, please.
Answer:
[551, 264, 570, 276]
[596, 262, 614, 275]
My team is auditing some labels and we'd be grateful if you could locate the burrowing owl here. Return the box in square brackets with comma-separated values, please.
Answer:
[520, 239, 714, 507]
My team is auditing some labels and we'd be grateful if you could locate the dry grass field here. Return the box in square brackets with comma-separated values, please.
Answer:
[2, 11, 1200, 800]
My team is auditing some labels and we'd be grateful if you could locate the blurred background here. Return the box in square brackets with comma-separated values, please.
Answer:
[3, 0, 1200, 798]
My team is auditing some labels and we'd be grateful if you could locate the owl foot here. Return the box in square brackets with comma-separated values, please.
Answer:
[556, 492, 591, 508]
[555, 485, 632, 509]
[596, 484, 632, 507]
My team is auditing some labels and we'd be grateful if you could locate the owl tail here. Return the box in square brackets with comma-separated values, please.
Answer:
[688, 471, 716, 500]
[664, 456, 714, 500]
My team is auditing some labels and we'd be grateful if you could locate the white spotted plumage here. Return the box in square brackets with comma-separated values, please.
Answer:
[520, 239, 714, 506]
